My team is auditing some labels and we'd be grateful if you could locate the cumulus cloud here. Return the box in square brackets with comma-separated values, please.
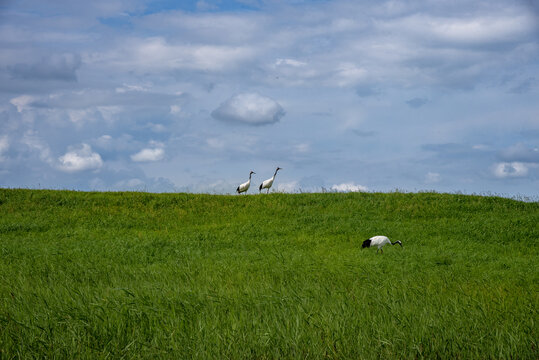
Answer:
[493, 162, 529, 178]
[131, 146, 165, 162]
[331, 182, 368, 192]
[211, 93, 285, 126]
[58, 144, 103, 172]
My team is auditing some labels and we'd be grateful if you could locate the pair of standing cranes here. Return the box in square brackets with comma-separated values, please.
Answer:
[236, 167, 281, 194]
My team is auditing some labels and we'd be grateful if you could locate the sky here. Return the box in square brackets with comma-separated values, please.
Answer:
[1, 0, 538, 198]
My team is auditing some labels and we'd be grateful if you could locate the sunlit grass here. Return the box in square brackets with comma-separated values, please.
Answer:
[0, 189, 537, 358]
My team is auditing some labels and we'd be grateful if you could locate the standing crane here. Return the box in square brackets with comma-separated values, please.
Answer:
[236, 171, 255, 194]
[259, 167, 281, 194]
[362, 235, 402, 254]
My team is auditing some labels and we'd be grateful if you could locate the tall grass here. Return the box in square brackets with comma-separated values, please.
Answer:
[0, 189, 537, 358]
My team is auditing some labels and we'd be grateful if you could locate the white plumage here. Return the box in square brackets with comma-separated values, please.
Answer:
[259, 167, 281, 193]
[236, 171, 255, 194]
[362, 235, 402, 254]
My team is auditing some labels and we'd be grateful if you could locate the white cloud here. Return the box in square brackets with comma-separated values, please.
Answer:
[10, 95, 36, 112]
[380, 13, 536, 46]
[115, 84, 148, 93]
[211, 93, 285, 126]
[131, 147, 165, 162]
[113, 37, 255, 72]
[334, 63, 368, 87]
[331, 182, 368, 192]
[429, 15, 535, 45]
[58, 143, 103, 172]
[95, 134, 112, 147]
[275, 58, 307, 67]
[493, 162, 529, 178]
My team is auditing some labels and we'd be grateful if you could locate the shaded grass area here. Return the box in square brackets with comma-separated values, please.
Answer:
[0, 189, 537, 358]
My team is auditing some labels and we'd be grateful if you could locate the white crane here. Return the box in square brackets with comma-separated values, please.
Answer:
[259, 167, 282, 194]
[236, 171, 255, 194]
[362, 235, 402, 254]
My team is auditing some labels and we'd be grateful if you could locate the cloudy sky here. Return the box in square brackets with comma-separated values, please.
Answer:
[1, 0, 538, 197]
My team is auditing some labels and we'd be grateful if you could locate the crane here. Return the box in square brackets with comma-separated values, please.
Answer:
[362, 235, 402, 254]
[259, 167, 281, 193]
[236, 171, 255, 194]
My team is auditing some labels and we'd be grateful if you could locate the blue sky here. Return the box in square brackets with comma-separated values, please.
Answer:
[1, 0, 538, 197]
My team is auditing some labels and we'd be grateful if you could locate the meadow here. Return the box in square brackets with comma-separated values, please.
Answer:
[0, 189, 537, 359]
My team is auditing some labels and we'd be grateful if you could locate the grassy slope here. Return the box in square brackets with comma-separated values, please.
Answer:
[0, 189, 537, 359]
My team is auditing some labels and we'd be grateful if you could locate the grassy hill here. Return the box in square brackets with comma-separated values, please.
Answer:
[0, 189, 537, 359]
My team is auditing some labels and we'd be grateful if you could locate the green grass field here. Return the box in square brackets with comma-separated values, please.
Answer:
[0, 189, 537, 359]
